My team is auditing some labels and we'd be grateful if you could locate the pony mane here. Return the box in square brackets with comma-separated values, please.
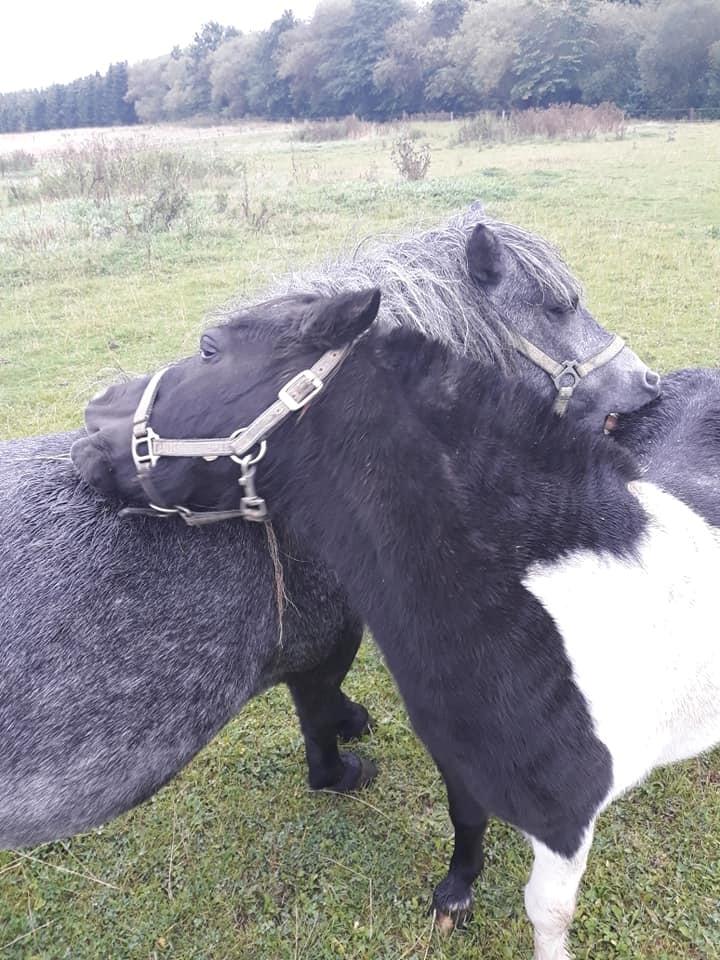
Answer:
[215, 205, 584, 369]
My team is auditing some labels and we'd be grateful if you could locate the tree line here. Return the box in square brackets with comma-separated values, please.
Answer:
[0, 63, 137, 134]
[2, 0, 720, 135]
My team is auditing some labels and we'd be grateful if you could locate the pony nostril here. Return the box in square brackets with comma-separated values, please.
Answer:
[644, 370, 661, 392]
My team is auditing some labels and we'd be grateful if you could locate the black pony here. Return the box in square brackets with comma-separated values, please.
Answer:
[75, 289, 720, 960]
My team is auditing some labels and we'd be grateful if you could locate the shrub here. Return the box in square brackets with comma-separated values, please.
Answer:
[289, 116, 375, 142]
[37, 138, 193, 204]
[214, 190, 229, 214]
[127, 184, 190, 234]
[237, 161, 273, 231]
[5, 221, 63, 253]
[6, 183, 35, 205]
[513, 103, 626, 140]
[0, 150, 37, 176]
[391, 134, 431, 181]
[455, 113, 512, 145]
[456, 103, 627, 146]
[32, 138, 192, 236]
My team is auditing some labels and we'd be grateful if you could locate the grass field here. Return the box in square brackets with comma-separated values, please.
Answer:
[1, 118, 719, 959]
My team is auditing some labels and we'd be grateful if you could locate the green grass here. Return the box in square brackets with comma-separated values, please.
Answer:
[1, 119, 719, 959]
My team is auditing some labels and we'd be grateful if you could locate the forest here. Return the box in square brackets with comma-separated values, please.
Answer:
[1, 0, 720, 133]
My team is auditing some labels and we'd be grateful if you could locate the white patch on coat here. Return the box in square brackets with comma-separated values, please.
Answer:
[524, 481, 720, 804]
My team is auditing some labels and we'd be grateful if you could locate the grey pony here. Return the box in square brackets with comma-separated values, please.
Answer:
[0, 433, 370, 848]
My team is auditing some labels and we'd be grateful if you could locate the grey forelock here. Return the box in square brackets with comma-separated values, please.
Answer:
[486, 218, 585, 308]
[216, 206, 519, 370]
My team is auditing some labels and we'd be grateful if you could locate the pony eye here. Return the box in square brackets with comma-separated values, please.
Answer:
[199, 336, 217, 360]
[549, 296, 579, 317]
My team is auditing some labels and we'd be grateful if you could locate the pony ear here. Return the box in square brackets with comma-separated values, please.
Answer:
[466, 223, 504, 287]
[301, 288, 381, 349]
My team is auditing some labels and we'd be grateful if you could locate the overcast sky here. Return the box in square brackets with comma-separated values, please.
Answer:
[1, 1, 320, 93]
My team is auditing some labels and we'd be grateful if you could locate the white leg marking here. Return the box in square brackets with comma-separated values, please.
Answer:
[524, 825, 594, 960]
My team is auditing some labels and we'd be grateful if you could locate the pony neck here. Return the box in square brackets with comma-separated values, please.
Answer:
[272, 328, 645, 625]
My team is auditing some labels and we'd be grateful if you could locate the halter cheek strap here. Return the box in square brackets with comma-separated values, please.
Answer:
[502, 327, 626, 416]
[121, 342, 355, 526]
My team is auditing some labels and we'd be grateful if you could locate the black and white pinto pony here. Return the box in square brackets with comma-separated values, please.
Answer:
[73, 287, 720, 960]
[2, 208, 656, 850]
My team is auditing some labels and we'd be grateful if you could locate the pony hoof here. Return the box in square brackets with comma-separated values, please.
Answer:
[315, 752, 378, 794]
[433, 904, 473, 935]
[435, 911, 458, 936]
[337, 702, 374, 742]
[431, 877, 474, 933]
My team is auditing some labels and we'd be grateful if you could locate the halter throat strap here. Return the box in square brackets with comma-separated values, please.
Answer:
[503, 327, 626, 416]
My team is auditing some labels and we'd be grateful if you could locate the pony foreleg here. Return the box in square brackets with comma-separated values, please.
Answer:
[431, 767, 488, 931]
[524, 825, 594, 960]
[322, 613, 374, 742]
[285, 614, 376, 793]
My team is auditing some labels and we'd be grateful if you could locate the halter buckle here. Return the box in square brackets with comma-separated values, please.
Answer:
[132, 424, 160, 470]
[278, 370, 324, 411]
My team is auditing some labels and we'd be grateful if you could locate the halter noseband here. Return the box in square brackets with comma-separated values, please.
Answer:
[119, 342, 354, 526]
[501, 325, 626, 416]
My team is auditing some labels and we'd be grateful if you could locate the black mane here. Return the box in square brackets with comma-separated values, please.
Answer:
[298, 323, 647, 574]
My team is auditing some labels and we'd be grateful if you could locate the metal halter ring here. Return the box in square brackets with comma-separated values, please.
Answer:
[551, 360, 582, 392]
[229, 433, 267, 467]
[147, 503, 193, 519]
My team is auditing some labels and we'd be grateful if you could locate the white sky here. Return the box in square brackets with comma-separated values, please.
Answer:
[1, 1, 320, 93]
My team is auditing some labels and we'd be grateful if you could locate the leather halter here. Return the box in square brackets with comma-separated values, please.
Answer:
[119, 323, 626, 525]
[499, 324, 626, 416]
[119, 342, 354, 526]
